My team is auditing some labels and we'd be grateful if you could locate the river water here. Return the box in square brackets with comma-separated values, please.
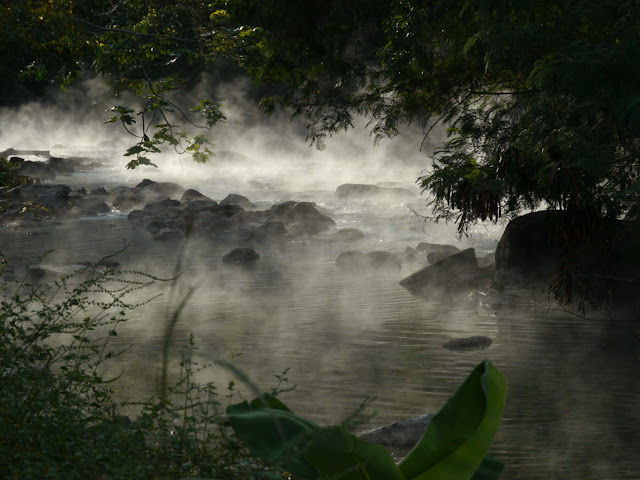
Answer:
[1, 141, 639, 480]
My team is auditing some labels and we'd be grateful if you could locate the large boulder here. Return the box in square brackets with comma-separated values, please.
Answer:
[3, 184, 71, 210]
[399, 248, 493, 297]
[110, 186, 148, 211]
[190, 211, 234, 236]
[268, 201, 335, 236]
[140, 181, 185, 198]
[69, 196, 111, 216]
[245, 221, 287, 247]
[494, 211, 564, 286]
[495, 210, 640, 310]
[220, 193, 256, 209]
[180, 188, 213, 204]
[10, 159, 56, 181]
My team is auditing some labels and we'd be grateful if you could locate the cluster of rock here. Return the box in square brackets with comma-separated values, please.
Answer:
[0, 184, 111, 224]
[1, 152, 103, 183]
[125, 181, 338, 245]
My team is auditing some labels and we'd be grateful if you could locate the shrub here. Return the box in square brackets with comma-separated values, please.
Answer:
[0, 255, 281, 480]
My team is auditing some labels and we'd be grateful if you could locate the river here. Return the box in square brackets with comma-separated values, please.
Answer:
[1, 138, 639, 480]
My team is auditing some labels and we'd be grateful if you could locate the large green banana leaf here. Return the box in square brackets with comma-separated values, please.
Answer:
[226, 360, 506, 480]
[398, 359, 506, 480]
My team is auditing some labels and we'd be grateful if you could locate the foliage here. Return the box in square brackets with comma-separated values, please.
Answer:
[0, 255, 281, 480]
[202, 0, 640, 239]
[0, 156, 38, 188]
[4, 1, 640, 228]
[227, 359, 506, 480]
[1, 0, 228, 168]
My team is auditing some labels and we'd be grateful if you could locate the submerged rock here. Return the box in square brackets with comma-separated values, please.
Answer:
[223, 247, 260, 265]
[358, 414, 434, 458]
[442, 336, 493, 351]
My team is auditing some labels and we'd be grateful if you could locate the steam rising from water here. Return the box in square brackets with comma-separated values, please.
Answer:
[2, 76, 636, 480]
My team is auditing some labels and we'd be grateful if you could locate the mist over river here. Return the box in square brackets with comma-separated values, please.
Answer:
[1, 94, 640, 479]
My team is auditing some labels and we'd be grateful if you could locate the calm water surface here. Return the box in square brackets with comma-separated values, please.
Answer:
[1, 149, 639, 480]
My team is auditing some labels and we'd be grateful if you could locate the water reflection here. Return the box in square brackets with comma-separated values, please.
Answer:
[0, 189, 638, 480]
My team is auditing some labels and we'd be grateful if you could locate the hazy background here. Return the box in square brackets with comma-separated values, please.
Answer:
[1, 75, 639, 480]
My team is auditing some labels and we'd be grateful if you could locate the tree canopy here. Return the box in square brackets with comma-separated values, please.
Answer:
[4, 0, 640, 232]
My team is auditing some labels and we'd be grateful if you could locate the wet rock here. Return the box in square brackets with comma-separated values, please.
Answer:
[442, 336, 493, 351]
[223, 247, 260, 265]
[47, 156, 101, 173]
[142, 198, 183, 213]
[89, 187, 108, 196]
[336, 251, 401, 272]
[336, 183, 416, 200]
[15, 160, 56, 181]
[494, 211, 564, 286]
[1, 148, 50, 159]
[477, 252, 495, 268]
[268, 201, 335, 236]
[180, 188, 213, 204]
[4, 184, 71, 210]
[184, 199, 219, 215]
[357, 414, 434, 458]
[154, 228, 185, 241]
[140, 181, 185, 198]
[217, 203, 245, 217]
[402, 246, 419, 263]
[399, 248, 492, 297]
[127, 209, 147, 222]
[495, 210, 640, 311]
[135, 178, 156, 189]
[220, 193, 256, 209]
[427, 250, 458, 264]
[110, 187, 147, 211]
[245, 221, 287, 247]
[416, 242, 460, 257]
[69, 196, 111, 216]
[191, 211, 234, 236]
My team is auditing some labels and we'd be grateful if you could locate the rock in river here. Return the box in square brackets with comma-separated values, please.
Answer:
[358, 414, 434, 458]
[223, 248, 260, 265]
[442, 336, 493, 351]
[399, 248, 493, 297]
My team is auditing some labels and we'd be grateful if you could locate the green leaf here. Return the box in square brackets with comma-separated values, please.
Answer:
[398, 360, 506, 480]
[471, 454, 505, 480]
[302, 426, 405, 480]
[226, 400, 319, 478]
